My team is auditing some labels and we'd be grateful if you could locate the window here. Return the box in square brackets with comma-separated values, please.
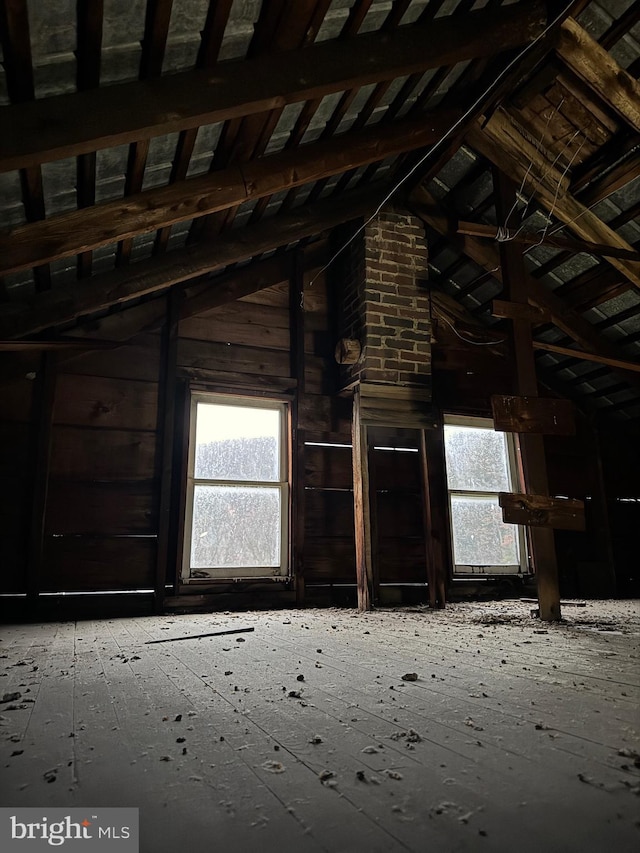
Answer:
[443, 416, 528, 576]
[182, 394, 289, 581]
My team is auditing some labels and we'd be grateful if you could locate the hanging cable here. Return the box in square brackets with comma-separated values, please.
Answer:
[308, 0, 579, 285]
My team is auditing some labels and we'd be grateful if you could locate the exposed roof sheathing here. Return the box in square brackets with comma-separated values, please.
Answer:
[0, 0, 638, 418]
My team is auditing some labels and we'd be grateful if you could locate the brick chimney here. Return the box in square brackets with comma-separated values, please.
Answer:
[338, 208, 431, 396]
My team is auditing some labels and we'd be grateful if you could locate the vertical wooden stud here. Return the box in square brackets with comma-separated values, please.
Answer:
[352, 388, 374, 611]
[26, 352, 57, 606]
[290, 252, 306, 605]
[495, 169, 561, 621]
[154, 287, 180, 613]
[419, 428, 447, 608]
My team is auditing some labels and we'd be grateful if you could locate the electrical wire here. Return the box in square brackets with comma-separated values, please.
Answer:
[435, 311, 506, 346]
[308, 0, 579, 285]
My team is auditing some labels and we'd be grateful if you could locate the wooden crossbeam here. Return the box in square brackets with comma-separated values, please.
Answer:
[491, 394, 576, 436]
[411, 186, 640, 393]
[0, 1, 546, 172]
[457, 221, 640, 262]
[499, 493, 585, 531]
[557, 17, 640, 133]
[0, 185, 380, 339]
[0, 109, 460, 277]
[532, 340, 640, 374]
[465, 109, 640, 290]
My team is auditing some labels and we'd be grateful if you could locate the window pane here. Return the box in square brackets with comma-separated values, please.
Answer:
[450, 495, 519, 566]
[190, 485, 281, 569]
[194, 403, 280, 481]
[444, 425, 511, 492]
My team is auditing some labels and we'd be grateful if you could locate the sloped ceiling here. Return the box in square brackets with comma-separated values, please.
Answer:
[0, 0, 638, 418]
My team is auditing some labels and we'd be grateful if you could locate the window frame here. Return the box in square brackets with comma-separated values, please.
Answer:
[181, 391, 290, 582]
[443, 414, 530, 577]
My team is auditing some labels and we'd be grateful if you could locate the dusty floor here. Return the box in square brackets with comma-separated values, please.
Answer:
[1, 599, 639, 852]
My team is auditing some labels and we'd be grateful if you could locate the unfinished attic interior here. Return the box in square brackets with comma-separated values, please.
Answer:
[0, 0, 639, 849]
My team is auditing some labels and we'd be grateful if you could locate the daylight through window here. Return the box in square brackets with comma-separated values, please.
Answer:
[183, 395, 289, 580]
[443, 416, 528, 576]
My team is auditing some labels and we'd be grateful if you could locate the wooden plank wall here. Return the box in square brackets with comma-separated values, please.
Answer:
[0, 355, 38, 593]
[44, 335, 161, 592]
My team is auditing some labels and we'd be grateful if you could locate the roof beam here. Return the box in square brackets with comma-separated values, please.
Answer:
[457, 221, 640, 262]
[466, 109, 640, 290]
[0, 108, 460, 276]
[0, 184, 381, 339]
[556, 17, 640, 133]
[0, 0, 547, 172]
[411, 186, 640, 392]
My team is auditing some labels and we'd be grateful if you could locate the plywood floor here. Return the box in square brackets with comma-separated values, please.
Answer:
[1, 600, 639, 852]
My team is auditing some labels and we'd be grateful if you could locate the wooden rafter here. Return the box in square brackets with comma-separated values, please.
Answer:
[0, 0, 50, 291]
[556, 17, 640, 133]
[0, 108, 461, 276]
[410, 185, 640, 393]
[0, 1, 546, 173]
[0, 184, 381, 339]
[465, 109, 640, 290]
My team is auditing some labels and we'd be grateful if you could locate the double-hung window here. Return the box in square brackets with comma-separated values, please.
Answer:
[182, 394, 289, 581]
[443, 415, 528, 576]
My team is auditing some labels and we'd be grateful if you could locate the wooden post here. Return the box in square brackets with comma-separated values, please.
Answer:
[154, 287, 181, 614]
[419, 429, 446, 608]
[290, 252, 306, 605]
[352, 387, 374, 611]
[26, 352, 57, 607]
[495, 169, 561, 621]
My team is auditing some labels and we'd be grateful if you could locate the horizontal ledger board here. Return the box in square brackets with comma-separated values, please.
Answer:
[491, 394, 575, 435]
[499, 492, 585, 531]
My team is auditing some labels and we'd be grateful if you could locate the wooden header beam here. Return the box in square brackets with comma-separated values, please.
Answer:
[0, 1, 546, 172]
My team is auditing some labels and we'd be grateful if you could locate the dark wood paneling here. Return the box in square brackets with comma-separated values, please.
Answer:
[55, 374, 158, 431]
[0, 419, 31, 463]
[0, 537, 28, 592]
[0, 375, 35, 420]
[50, 427, 157, 480]
[299, 394, 352, 434]
[42, 536, 156, 592]
[60, 336, 161, 382]
[372, 449, 421, 489]
[180, 301, 291, 349]
[304, 445, 352, 489]
[305, 489, 354, 537]
[378, 538, 427, 583]
[178, 338, 292, 378]
[304, 537, 356, 582]
[46, 480, 158, 535]
[376, 490, 423, 538]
